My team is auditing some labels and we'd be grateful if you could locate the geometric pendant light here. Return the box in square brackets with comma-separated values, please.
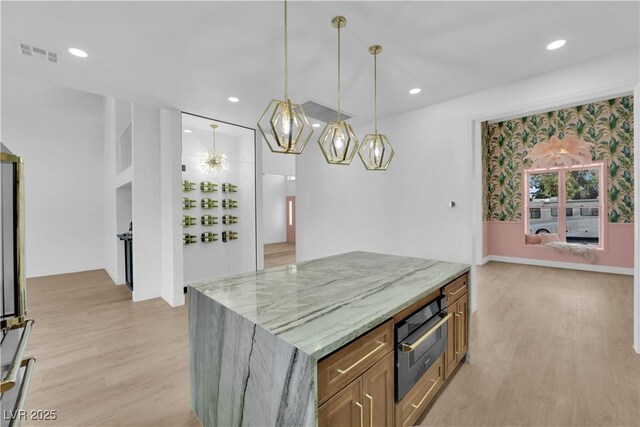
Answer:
[357, 45, 395, 171]
[318, 16, 359, 165]
[201, 123, 228, 173]
[257, 0, 313, 155]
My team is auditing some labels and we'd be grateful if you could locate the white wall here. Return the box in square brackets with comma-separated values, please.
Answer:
[181, 118, 257, 284]
[263, 174, 287, 244]
[262, 140, 296, 176]
[131, 104, 163, 301]
[285, 178, 296, 197]
[2, 74, 106, 277]
[297, 47, 640, 351]
[160, 109, 184, 306]
[298, 49, 639, 264]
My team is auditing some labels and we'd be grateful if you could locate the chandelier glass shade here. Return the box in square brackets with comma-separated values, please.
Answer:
[202, 124, 228, 173]
[526, 134, 591, 169]
[358, 45, 395, 171]
[318, 16, 359, 165]
[257, 0, 313, 155]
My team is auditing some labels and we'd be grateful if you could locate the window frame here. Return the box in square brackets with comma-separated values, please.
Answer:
[523, 161, 606, 249]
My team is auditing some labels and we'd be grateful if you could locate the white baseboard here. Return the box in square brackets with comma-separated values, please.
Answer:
[479, 256, 491, 265]
[483, 255, 634, 276]
[132, 289, 161, 302]
[162, 292, 185, 307]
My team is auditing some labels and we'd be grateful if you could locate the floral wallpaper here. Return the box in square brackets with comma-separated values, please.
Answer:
[482, 96, 634, 223]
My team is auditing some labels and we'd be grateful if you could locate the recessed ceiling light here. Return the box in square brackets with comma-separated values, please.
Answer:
[184, 129, 192, 133]
[409, 88, 422, 95]
[312, 123, 321, 128]
[68, 48, 88, 58]
[228, 97, 239, 103]
[546, 39, 566, 50]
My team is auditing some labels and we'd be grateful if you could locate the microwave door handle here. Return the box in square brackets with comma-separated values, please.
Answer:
[399, 312, 451, 353]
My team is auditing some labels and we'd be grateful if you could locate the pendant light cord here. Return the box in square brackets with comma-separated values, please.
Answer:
[284, 0, 288, 100]
[374, 53, 378, 134]
[337, 24, 341, 122]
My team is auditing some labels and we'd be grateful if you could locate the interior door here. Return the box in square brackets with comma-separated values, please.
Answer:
[286, 196, 296, 243]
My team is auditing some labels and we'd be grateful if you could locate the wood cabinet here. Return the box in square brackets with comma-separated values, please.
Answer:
[318, 321, 393, 405]
[363, 353, 394, 427]
[445, 280, 468, 378]
[319, 352, 394, 427]
[318, 378, 363, 427]
[394, 355, 444, 427]
[319, 273, 469, 427]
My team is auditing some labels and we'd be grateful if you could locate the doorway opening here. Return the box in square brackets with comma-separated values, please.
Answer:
[263, 174, 296, 268]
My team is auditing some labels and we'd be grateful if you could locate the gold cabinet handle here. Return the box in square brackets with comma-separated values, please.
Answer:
[400, 313, 451, 352]
[337, 341, 386, 374]
[365, 394, 373, 427]
[449, 285, 466, 296]
[355, 401, 364, 427]
[411, 379, 438, 410]
[454, 312, 461, 318]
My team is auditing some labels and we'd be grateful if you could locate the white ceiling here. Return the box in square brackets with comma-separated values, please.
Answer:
[2, 1, 638, 128]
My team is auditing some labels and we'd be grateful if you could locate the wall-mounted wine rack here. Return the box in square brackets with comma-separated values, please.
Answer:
[201, 198, 219, 209]
[201, 181, 218, 193]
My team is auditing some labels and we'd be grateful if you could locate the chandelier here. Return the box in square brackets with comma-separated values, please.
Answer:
[527, 133, 591, 169]
[318, 16, 359, 165]
[257, 0, 313, 155]
[358, 45, 395, 171]
[202, 124, 228, 173]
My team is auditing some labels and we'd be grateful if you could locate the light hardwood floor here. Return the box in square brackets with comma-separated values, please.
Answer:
[21, 262, 639, 426]
[22, 270, 200, 427]
[421, 262, 639, 427]
[264, 242, 295, 269]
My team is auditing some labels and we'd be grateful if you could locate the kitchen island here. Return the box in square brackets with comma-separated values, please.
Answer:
[189, 251, 470, 427]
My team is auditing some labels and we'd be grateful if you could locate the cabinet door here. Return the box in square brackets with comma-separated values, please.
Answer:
[444, 308, 456, 378]
[362, 352, 394, 427]
[318, 377, 363, 427]
[456, 292, 468, 358]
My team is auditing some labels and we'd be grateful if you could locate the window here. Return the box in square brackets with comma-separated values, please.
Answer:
[550, 208, 573, 217]
[580, 207, 599, 217]
[524, 163, 604, 247]
[527, 172, 558, 236]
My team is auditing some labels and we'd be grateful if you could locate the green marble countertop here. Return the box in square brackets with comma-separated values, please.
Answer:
[188, 251, 470, 360]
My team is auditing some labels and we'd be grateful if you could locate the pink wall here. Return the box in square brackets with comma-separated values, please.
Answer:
[485, 221, 634, 268]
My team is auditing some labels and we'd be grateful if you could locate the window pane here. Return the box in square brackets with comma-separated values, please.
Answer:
[566, 169, 599, 245]
[528, 173, 559, 237]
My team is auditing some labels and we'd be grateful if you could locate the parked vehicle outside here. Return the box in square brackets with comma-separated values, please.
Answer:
[528, 198, 599, 244]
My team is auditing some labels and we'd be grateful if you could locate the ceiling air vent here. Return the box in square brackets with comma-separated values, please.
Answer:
[300, 100, 353, 124]
[18, 42, 58, 63]
[20, 43, 32, 56]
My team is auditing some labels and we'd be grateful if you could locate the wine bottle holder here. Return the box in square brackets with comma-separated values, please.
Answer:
[182, 215, 197, 227]
[201, 198, 219, 209]
[222, 183, 238, 193]
[201, 181, 218, 193]
[182, 180, 196, 192]
[222, 199, 238, 209]
[222, 231, 239, 242]
[183, 198, 197, 209]
[201, 215, 218, 226]
[201, 232, 218, 243]
[222, 215, 238, 225]
[183, 233, 198, 245]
